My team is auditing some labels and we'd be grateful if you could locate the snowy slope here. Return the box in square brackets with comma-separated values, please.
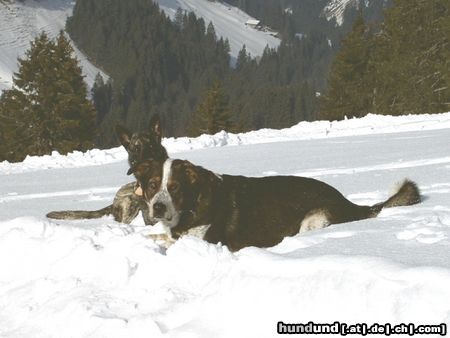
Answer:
[0, 0, 105, 93]
[154, 0, 280, 58]
[0, 0, 279, 94]
[1, 113, 450, 337]
[323, 0, 357, 25]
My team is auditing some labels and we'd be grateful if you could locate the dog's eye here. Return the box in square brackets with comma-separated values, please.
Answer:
[169, 182, 180, 193]
[149, 181, 157, 190]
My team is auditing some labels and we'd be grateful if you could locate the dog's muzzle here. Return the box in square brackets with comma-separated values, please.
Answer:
[148, 190, 179, 228]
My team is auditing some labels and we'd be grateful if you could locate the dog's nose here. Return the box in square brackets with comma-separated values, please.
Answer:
[153, 202, 166, 216]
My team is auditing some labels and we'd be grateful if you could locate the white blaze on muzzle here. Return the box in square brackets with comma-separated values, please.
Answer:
[148, 159, 180, 228]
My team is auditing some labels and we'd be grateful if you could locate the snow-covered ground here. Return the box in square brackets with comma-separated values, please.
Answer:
[1, 113, 450, 337]
[154, 0, 280, 58]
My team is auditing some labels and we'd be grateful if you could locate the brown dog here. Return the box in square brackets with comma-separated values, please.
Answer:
[132, 158, 421, 251]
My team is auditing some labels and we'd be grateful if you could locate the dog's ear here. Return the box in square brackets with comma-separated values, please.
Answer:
[149, 114, 162, 144]
[115, 124, 132, 149]
[126, 166, 135, 176]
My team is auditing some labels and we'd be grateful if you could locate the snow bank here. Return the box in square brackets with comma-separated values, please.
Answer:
[1, 112, 449, 174]
[1, 215, 449, 337]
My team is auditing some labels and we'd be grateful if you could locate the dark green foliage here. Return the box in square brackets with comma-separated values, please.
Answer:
[190, 82, 234, 136]
[320, 0, 450, 120]
[0, 32, 96, 162]
[91, 73, 112, 125]
[223, 0, 391, 44]
[319, 13, 373, 120]
[67, 0, 325, 145]
[67, 0, 231, 145]
[370, 0, 450, 116]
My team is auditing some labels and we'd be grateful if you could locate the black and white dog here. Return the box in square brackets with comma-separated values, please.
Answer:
[46, 115, 168, 224]
[132, 158, 421, 251]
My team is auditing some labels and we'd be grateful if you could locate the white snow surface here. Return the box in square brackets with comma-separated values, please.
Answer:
[0, 0, 106, 93]
[153, 0, 280, 58]
[1, 112, 450, 337]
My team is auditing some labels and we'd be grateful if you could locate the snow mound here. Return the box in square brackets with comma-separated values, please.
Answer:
[1, 215, 449, 337]
[1, 112, 449, 174]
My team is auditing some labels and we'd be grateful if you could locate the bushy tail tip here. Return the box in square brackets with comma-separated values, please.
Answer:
[383, 179, 421, 208]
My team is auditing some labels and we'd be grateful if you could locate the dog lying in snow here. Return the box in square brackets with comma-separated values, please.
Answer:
[46, 114, 168, 224]
[131, 158, 421, 251]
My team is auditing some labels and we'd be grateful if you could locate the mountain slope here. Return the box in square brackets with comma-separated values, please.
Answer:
[0, 0, 280, 94]
[0, 0, 105, 93]
[154, 0, 280, 58]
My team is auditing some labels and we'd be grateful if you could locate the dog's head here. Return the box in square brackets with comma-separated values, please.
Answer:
[132, 159, 220, 229]
[116, 114, 168, 175]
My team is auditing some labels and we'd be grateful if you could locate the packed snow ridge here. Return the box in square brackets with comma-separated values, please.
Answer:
[1, 111, 449, 174]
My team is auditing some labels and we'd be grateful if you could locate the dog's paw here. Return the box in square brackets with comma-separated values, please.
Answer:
[146, 233, 176, 249]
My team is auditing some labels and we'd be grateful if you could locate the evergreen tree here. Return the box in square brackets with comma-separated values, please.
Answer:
[236, 45, 251, 71]
[371, 0, 449, 115]
[0, 31, 96, 162]
[320, 0, 449, 120]
[190, 82, 234, 136]
[92, 73, 112, 124]
[319, 13, 373, 120]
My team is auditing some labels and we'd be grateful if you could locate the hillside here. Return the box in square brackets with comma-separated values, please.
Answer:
[0, 0, 280, 94]
[153, 0, 280, 58]
[0, 0, 104, 93]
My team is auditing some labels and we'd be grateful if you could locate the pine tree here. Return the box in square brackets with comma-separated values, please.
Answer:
[371, 0, 450, 115]
[236, 45, 251, 71]
[190, 82, 234, 136]
[0, 31, 96, 162]
[319, 13, 373, 120]
[92, 73, 112, 124]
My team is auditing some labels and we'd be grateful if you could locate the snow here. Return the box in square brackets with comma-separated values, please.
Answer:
[323, 0, 357, 26]
[1, 112, 450, 337]
[2, 111, 449, 175]
[0, 0, 106, 93]
[153, 0, 280, 58]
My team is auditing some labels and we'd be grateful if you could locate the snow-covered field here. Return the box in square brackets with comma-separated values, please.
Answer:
[1, 113, 450, 337]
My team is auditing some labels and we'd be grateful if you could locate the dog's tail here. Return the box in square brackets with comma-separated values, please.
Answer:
[368, 179, 421, 216]
[46, 205, 113, 220]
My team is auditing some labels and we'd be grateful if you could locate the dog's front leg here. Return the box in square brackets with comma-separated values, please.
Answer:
[146, 233, 176, 249]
